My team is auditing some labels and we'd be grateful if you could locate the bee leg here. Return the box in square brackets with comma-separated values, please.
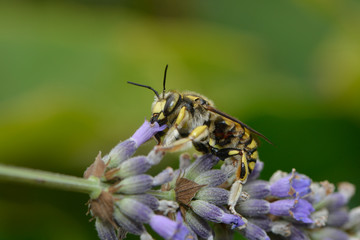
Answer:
[229, 179, 248, 229]
[159, 125, 209, 153]
[162, 106, 188, 146]
[228, 151, 249, 220]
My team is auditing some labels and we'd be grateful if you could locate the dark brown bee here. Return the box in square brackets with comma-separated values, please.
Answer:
[128, 65, 271, 215]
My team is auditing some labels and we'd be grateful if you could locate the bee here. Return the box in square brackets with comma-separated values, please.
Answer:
[128, 65, 271, 216]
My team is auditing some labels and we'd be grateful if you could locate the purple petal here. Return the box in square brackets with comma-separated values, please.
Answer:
[291, 199, 314, 223]
[173, 212, 192, 240]
[270, 172, 311, 198]
[291, 173, 312, 196]
[131, 120, 166, 147]
[149, 215, 177, 239]
[149, 213, 189, 240]
[221, 213, 245, 229]
[270, 199, 314, 224]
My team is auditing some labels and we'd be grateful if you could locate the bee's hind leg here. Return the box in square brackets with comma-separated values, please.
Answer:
[217, 150, 249, 228]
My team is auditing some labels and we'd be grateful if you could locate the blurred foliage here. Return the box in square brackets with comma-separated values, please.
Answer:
[0, 0, 360, 239]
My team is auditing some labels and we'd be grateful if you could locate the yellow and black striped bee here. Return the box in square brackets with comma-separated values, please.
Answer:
[128, 65, 271, 215]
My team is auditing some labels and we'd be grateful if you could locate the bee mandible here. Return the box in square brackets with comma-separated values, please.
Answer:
[128, 65, 272, 217]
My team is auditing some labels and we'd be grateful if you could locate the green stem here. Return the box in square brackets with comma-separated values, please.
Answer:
[0, 163, 101, 197]
[147, 189, 176, 201]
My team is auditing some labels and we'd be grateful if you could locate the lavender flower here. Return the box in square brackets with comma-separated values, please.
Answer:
[232, 163, 360, 240]
[229, 165, 313, 240]
[270, 170, 311, 198]
[85, 120, 192, 239]
[83, 120, 360, 240]
[151, 154, 244, 239]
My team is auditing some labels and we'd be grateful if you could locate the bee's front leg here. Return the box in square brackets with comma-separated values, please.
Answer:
[162, 106, 188, 146]
[159, 125, 209, 153]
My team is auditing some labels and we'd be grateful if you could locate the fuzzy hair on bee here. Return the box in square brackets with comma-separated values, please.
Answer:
[128, 65, 271, 218]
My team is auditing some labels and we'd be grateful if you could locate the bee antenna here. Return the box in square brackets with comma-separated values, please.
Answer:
[162, 64, 168, 98]
[127, 81, 160, 99]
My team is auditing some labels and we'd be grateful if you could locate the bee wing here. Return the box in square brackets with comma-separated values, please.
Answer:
[204, 105, 273, 145]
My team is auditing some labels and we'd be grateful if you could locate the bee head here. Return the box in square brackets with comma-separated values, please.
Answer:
[128, 65, 180, 124]
[150, 91, 181, 124]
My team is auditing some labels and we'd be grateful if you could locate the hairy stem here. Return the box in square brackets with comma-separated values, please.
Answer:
[0, 163, 101, 196]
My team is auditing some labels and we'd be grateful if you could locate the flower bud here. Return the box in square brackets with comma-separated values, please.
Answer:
[236, 199, 270, 217]
[270, 221, 291, 237]
[327, 208, 349, 227]
[179, 153, 192, 169]
[343, 206, 360, 230]
[113, 207, 145, 235]
[243, 180, 271, 199]
[185, 154, 219, 180]
[184, 209, 212, 239]
[126, 194, 159, 210]
[116, 198, 154, 223]
[113, 174, 153, 194]
[195, 187, 229, 205]
[191, 200, 244, 229]
[248, 217, 271, 232]
[310, 227, 349, 240]
[194, 169, 226, 187]
[106, 139, 137, 168]
[147, 146, 165, 165]
[114, 156, 152, 179]
[239, 221, 270, 240]
[95, 218, 117, 240]
[289, 226, 310, 240]
[152, 167, 174, 186]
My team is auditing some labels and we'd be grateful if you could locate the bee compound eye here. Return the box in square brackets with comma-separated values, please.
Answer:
[164, 93, 180, 115]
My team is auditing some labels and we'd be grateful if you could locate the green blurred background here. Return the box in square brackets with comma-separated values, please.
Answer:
[1, 0, 360, 239]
